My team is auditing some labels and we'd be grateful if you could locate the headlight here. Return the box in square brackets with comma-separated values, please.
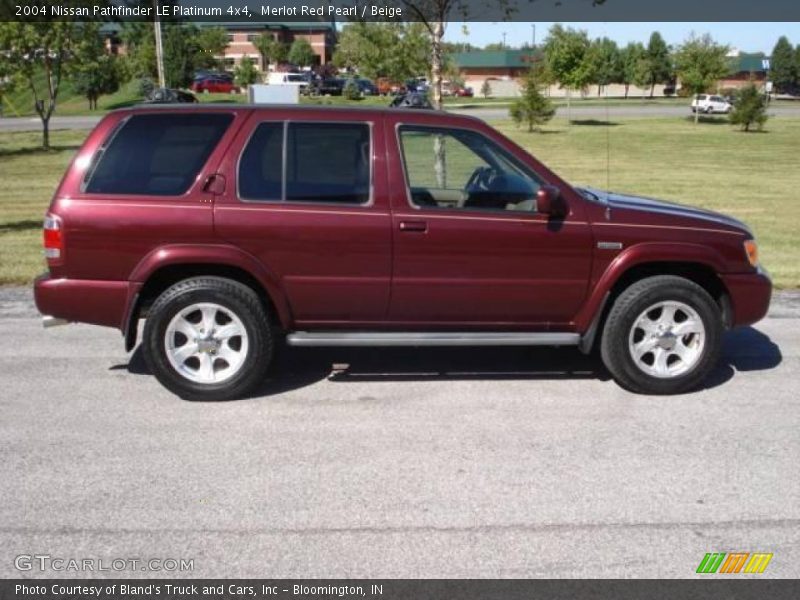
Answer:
[743, 239, 759, 268]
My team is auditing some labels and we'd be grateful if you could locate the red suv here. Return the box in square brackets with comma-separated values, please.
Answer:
[34, 106, 771, 400]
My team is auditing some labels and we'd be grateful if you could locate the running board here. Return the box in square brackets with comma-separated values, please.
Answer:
[286, 331, 580, 347]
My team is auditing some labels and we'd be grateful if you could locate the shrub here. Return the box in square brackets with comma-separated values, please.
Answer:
[729, 83, 768, 132]
[137, 77, 155, 99]
[509, 68, 555, 132]
[343, 78, 362, 101]
[480, 79, 492, 99]
[234, 56, 259, 88]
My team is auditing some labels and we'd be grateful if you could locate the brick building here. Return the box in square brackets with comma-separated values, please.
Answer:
[207, 22, 336, 71]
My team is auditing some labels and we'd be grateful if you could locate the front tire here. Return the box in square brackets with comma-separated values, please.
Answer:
[143, 277, 273, 401]
[600, 276, 723, 395]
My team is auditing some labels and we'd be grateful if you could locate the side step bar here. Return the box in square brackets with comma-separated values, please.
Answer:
[286, 331, 580, 347]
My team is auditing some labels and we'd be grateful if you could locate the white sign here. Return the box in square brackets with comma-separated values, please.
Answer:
[248, 84, 299, 104]
[762, 59, 771, 70]
[766, 81, 774, 93]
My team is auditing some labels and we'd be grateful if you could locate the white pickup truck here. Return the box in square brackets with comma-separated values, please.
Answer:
[691, 94, 733, 114]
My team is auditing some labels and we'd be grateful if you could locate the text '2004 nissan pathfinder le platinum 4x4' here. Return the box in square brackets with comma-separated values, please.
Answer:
[34, 105, 771, 400]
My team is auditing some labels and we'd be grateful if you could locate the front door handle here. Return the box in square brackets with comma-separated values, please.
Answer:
[399, 220, 428, 232]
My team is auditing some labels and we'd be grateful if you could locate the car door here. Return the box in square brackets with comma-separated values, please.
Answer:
[214, 110, 392, 326]
[385, 117, 592, 328]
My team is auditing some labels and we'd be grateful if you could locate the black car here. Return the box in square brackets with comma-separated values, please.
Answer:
[389, 91, 432, 109]
[355, 78, 378, 96]
[313, 78, 346, 96]
[143, 88, 199, 104]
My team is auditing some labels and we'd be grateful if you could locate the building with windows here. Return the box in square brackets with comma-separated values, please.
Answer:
[207, 22, 336, 71]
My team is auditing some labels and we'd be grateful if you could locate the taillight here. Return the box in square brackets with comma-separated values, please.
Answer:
[43, 214, 63, 263]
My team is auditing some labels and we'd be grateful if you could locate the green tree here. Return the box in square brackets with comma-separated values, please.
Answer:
[620, 42, 646, 98]
[480, 79, 492, 98]
[73, 32, 123, 110]
[729, 83, 768, 131]
[253, 33, 274, 71]
[770, 36, 796, 93]
[333, 23, 430, 82]
[234, 56, 259, 88]
[162, 24, 199, 88]
[0, 21, 100, 148]
[674, 33, 730, 123]
[194, 27, 229, 71]
[583, 37, 621, 96]
[510, 65, 555, 132]
[543, 24, 591, 121]
[644, 31, 672, 97]
[288, 38, 316, 68]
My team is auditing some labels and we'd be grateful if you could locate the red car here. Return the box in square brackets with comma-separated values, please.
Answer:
[191, 77, 238, 94]
[455, 86, 474, 97]
[35, 106, 770, 400]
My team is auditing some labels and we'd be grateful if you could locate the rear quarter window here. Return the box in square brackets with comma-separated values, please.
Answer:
[83, 113, 233, 196]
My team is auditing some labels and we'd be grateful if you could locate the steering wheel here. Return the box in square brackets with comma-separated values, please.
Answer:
[465, 166, 498, 191]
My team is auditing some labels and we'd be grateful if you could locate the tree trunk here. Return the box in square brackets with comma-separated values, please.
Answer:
[430, 21, 444, 110]
[566, 88, 571, 124]
[429, 21, 446, 187]
[42, 117, 50, 149]
[597, 84, 601, 97]
[650, 81, 655, 98]
[624, 83, 629, 99]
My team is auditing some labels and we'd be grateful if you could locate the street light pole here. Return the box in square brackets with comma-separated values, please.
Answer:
[154, 1, 166, 89]
[502, 32, 507, 48]
[532, 24, 536, 47]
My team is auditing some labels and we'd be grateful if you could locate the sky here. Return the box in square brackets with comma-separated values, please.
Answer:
[446, 22, 800, 54]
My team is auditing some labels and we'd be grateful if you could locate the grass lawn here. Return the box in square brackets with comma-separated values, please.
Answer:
[1, 116, 798, 287]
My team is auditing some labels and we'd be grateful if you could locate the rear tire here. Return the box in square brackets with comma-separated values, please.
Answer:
[143, 277, 273, 401]
[600, 276, 723, 395]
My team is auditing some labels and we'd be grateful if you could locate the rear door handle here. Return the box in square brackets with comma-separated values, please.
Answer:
[399, 220, 428, 232]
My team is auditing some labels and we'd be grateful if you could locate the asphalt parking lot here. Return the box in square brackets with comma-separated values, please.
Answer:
[1, 288, 798, 578]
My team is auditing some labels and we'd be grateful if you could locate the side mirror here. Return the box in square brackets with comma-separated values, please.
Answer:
[536, 185, 566, 217]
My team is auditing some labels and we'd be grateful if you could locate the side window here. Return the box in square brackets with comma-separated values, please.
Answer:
[398, 126, 541, 212]
[238, 122, 283, 201]
[286, 122, 370, 204]
[83, 113, 233, 196]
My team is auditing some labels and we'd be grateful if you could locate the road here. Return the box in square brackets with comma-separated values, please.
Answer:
[1, 288, 798, 578]
[3, 104, 800, 132]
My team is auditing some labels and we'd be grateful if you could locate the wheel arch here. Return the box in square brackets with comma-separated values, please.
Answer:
[576, 244, 733, 351]
[124, 245, 291, 351]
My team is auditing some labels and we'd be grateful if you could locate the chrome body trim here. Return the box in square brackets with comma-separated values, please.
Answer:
[286, 331, 580, 347]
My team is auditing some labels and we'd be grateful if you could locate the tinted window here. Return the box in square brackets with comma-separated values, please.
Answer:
[84, 113, 232, 196]
[238, 122, 284, 200]
[398, 126, 541, 212]
[285, 123, 370, 204]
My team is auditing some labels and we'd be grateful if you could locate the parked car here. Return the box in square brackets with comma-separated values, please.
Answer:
[691, 94, 732, 114]
[267, 72, 311, 94]
[389, 91, 432, 109]
[313, 77, 346, 96]
[143, 88, 198, 104]
[191, 75, 238, 94]
[376, 77, 404, 96]
[354, 78, 378, 96]
[455, 86, 474, 98]
[35, 105, 771, 400]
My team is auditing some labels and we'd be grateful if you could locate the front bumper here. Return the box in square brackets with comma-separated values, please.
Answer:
[34, 273, 133, 331]
[721, 268, 772, 328]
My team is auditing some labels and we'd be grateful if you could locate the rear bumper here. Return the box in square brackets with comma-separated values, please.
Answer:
[721, 268, 772, 328]
[34, 274, 133, 331]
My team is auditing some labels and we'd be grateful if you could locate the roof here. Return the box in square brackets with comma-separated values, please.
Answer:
[452, 49, 543, 69]
[729, 53, 770, 74]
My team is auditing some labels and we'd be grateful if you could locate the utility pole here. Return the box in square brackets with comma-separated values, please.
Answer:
[154, 1, 166, 89]
[502, 32, 507, 48]
[531, 24, 536, 47]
